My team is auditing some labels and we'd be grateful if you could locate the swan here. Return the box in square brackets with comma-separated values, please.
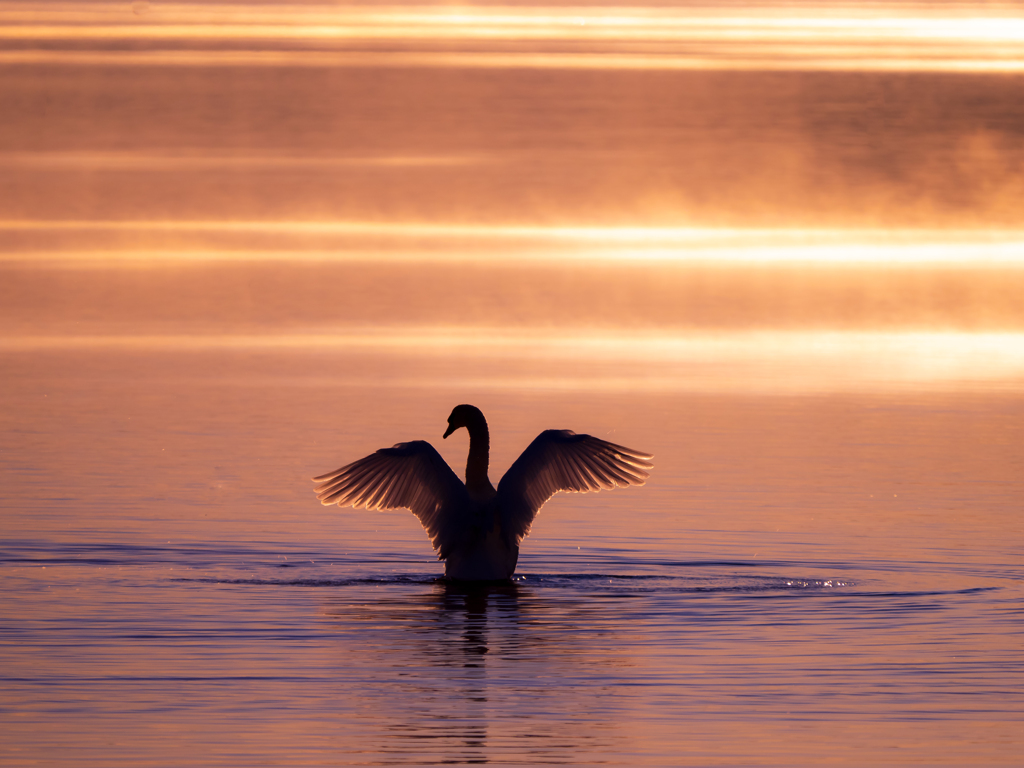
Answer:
[313, 404, 654, 581]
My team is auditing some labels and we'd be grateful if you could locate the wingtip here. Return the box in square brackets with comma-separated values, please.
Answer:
[603, 440, 654, 463]
[626, 449, 655, 462]
[615, 452, 654, 473]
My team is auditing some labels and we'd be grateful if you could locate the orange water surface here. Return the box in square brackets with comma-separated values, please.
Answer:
[2, 2, 1023, 766]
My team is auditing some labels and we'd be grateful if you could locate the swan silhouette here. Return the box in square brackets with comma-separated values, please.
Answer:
[313, 404, 653, 580]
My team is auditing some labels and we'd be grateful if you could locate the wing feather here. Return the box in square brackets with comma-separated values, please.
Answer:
[550, 451, 583, 490]
[579, 452, 617, 489]
[497, 430, 653, 546]
[558, 451, 589, 490]
[313, 440, 470, 558]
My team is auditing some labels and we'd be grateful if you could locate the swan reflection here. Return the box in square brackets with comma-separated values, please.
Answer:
[325, 578, 625, 764]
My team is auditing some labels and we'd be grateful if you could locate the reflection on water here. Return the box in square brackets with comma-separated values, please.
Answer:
[4, 2, 1024, 72]
[4, 5, 1024, 228]
[3, 329, 1024, 393]
[4, 221, 1024, 263]
[322, 581, 626, 764]
[3, 529, 1021, 766]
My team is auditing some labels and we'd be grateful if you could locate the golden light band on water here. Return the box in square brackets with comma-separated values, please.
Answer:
[3, 3, 1024, 72]
[4, 221, 1024, 265]
[3, 49, 1024, 73]
[4, 5, 1024, 43]
[0, 152, 480, 169]
[3, 330, 1023, 393]
[6, 19, 1023, 43]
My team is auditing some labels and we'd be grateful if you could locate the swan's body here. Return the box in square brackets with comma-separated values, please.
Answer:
[313, 405, 653, 580]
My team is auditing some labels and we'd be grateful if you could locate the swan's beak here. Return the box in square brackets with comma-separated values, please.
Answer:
[443, 423, 456, 439]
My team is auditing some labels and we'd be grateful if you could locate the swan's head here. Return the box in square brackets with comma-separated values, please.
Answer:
[443, 404, 486, 439]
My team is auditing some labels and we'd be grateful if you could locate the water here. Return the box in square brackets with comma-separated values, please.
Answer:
[2, 349, 1022, 766]
[3, 2, 1024, 764]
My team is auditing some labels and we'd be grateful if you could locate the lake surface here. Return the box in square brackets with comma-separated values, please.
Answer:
[3, 2, 1024, 765]
[2, 343, 1023, 767]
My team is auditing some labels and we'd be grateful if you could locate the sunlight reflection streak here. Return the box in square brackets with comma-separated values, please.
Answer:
[3, 49, 1023, 73]
[4, 222, 1024, 265]
[0, 152, 482, 169]
[6, 20, 1024, 43]
[3, 330, 1023, 392]
[3, 3, 1024, 72]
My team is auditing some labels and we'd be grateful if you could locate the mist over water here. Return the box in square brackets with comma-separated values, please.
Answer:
[2, 2, 1024, 767]
[4, 64, 1024, 227]
[4, 2, 1024, 228]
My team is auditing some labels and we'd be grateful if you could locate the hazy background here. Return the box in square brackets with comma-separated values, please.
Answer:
[3, 1, 1024, 347]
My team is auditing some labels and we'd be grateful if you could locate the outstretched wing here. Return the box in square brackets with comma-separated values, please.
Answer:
[496, 430, 653, 546]
[312, 440, 471, 559]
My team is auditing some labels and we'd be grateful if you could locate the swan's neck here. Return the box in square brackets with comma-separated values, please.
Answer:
[464, 417, 494, 495]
